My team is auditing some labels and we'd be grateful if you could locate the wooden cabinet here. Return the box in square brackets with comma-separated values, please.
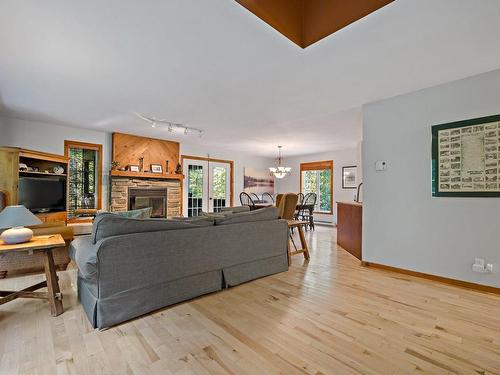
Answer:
[0, 147, 20, 205]
[0, 147, 68, 223]
[337, 201, 362, 260]
[36, 211, 67, 224]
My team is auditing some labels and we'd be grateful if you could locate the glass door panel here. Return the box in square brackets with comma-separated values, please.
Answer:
[184, 161, 207, 217]
[209, 163, 230, 212]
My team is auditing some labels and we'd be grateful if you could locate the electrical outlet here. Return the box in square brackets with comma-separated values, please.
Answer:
[472, 264, 485, 273]
[472, 259, 493, 273]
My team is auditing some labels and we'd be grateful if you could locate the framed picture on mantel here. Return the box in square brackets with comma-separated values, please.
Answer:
[432, 114, 500, 197]
[342, 166, 357, 189]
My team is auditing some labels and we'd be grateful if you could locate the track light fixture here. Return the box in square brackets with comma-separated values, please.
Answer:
[135, 113, 204, 137]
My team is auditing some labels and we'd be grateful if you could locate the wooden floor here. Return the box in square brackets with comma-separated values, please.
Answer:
[1, 226, 500, 374]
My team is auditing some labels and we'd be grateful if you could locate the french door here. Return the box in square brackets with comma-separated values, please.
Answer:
[182, 157, 231, 217]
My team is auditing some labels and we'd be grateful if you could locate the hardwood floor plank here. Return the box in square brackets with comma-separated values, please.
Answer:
[1, 226, 500, 374]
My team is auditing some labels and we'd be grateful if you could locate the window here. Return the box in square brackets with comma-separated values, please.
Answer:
[300, 160, 333, 213]
[64, 141, 102, 220]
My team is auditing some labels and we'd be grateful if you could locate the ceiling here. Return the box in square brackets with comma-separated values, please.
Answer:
[1, 0, 500, 157]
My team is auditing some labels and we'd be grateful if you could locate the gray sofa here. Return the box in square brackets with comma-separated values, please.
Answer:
[69, 207, 288, 329]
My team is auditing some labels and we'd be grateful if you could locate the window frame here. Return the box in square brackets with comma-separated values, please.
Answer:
[299, 160, 334, 215]
[64, 140, 103, 221]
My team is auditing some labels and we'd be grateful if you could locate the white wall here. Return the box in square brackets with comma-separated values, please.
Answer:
[1, 117, 112, 209]
[0, 116, 273, 209]
[363, 68, 500, 288]
[275, 148, 359, 223]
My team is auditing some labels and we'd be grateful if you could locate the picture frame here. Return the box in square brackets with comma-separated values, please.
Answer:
[342, 166, 357, 189]
[432, 114, 500, 197]
[150, 164, 163, 174]
[128, 164, 140, 172]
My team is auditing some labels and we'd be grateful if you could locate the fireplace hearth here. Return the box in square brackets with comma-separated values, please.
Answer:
[128, 187, 168, 218]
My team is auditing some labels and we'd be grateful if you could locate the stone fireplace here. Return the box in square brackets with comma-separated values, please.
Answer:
[110, 177, 181, 218]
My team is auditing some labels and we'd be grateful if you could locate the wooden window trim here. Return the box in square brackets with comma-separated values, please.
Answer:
[300, 160, 334, 215]
[180, 155, 234, 212]
[64, 141, 103, 222]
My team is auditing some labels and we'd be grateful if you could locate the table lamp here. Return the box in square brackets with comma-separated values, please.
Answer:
[0, 205, 42, 244]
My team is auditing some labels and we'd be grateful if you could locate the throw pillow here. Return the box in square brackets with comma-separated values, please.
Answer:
[111, 207, 153, 219]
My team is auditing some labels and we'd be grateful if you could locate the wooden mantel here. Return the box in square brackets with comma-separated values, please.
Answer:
[110, 170, 183, 180]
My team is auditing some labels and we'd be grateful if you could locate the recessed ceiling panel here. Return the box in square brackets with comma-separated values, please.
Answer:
[236, 0, 394, 48]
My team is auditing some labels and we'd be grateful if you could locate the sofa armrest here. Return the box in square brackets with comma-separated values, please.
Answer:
[69, 235, 99, 279]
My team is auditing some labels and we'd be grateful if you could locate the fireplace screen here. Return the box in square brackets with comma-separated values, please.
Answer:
[128, 188, 167, 218]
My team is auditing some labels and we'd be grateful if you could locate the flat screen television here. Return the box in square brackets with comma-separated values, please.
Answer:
[18, 176, 66, 213]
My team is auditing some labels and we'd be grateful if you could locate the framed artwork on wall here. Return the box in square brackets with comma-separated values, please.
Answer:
[432, 113, 500, 197]
[243, 167, 274, 195]
[342, 166, 357, 189]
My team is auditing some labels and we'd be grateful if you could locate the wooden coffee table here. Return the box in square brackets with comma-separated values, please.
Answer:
[0, 234, 66, 316]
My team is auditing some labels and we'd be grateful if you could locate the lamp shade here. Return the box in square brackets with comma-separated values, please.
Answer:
[0, 205, 42, 229]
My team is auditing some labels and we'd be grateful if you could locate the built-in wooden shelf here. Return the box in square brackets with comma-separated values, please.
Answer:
[19, 171, 67, 177]
[110, 170, 184, 180]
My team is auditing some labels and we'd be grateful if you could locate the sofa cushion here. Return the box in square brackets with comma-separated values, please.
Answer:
[220, 206, 250, 213]
[91, 213, 213, 244]
[200, 211, 226, 220]
[109, 207, 152, 219]
[215, 206, 279, 225]
[171, 216, 215, 225]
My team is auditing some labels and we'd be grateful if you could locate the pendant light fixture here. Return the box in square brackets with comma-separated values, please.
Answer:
[269, 146, 291, 179]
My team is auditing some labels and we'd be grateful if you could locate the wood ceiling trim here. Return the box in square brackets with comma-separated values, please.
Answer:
[236, 0, 304, 47]
[236, 0, 394, 49]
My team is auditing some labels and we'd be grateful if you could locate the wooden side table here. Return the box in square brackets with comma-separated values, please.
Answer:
[0, 234, 66, 316]
[287, 220, 311, 265]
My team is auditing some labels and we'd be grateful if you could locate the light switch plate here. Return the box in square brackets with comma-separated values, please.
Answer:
[375, 160, 387, 171]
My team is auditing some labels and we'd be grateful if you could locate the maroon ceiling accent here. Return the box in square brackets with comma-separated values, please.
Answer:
[236, 0, 394, 48]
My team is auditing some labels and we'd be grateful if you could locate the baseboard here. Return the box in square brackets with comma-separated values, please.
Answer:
[362, 261, 500, 295]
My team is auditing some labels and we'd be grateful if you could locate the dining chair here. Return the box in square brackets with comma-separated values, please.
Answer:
[251, 193, 261, 203]
[277, 193, 298, 220]
[275, 193, 284, 208]
[297, 192, 304, 205]
[277, 193, 310, 265]
[262, 192, 274, 204]
[239, 192, 256, 210]
[293, 192, 305, 220]
[299, 193, 317, 230]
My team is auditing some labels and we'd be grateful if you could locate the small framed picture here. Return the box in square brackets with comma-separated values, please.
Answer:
[342, 166, 357, 189]
[151, 164, 163, 174]
[128, 165, 140, 172]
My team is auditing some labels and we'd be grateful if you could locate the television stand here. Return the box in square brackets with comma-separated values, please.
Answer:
[0, 147, 68, 224]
